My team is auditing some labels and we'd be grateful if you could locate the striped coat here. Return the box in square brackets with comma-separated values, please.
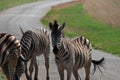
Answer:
[49, 21, 105, 80]
[15, 28, 50, 80]
[0, 33, 21, 80]
[54, 37, 92, 68]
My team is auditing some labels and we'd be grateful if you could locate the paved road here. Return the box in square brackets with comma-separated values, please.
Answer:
[0, 0, 120, 80]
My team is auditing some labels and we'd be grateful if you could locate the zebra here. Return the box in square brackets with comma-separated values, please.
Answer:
[16, 28, 50, 80]
[14, 56, 25, 80]
[49, 20, 105, 80]
[0, 33, 21, 80]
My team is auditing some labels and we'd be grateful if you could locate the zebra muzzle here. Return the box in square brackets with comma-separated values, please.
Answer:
[53, 45, 58, 54]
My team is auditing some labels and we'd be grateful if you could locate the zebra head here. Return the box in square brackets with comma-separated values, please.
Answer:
[49, 20, 65, 49]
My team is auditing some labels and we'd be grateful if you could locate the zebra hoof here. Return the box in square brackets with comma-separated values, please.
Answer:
[34, 77, 38, 80]
[46, 77, 49, 80]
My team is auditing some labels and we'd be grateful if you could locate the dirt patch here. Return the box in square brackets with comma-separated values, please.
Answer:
[54, 0, 120, 27]
[54, 0, 84, 10]
[84, 0, 120, 27]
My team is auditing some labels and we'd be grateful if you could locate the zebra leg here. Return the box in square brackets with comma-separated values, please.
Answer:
[8, 54, 18, 80]
[73, 70, 81, 80]
[44, 52, 50, 80]
[45, 57, 49, 80]
[57, 65, 64, 80]
[14, 59, 25, 80]
[1, 63, 9, 80]
[67, 69, 72, 80]
[34, 57, 38, 80]
[84, 61, 91, 80]
[29, 57, 35, 80]
[25, 62, 31, 80]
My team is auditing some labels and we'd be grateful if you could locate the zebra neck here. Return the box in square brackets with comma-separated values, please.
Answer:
[53, 39, 69, 58]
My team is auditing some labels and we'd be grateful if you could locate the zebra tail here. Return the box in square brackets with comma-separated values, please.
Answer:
[19, 27, 24, 35]
[91, 57, 105, 75]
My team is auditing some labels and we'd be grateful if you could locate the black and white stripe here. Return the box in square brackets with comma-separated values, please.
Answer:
[0, 33, 21, 80]
[49, 21, 105, 80]
[16, 28, 50, 80]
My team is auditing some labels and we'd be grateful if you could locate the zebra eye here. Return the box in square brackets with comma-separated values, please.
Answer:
[57, 43, 61, 48]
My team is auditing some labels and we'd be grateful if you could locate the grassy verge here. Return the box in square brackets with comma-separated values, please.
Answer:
[41, 3, 120, 56]
[0, 0, 40, 11]
[0, 73, 6, 80]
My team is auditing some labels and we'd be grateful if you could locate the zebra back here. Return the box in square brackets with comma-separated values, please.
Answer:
[35, 28, 50, 40]
[71, 36, 92, 54]
[20, 29, 50, 59]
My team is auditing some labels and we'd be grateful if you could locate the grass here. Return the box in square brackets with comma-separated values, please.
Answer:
[41, 3, 120, 56]
[0, 0, 40, 11]
[0, 73, 6, 80]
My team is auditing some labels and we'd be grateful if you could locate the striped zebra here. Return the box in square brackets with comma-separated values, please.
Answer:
[16, 28, 50, 80]
[14, 56, 25, 80]
[0, 33, 21, 80]
[49, 21, 105, 80]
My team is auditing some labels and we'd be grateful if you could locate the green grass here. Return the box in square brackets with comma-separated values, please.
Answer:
[0, 0, 40, 11]
[0, 73, 6, 80]
[41, 4, 120, 56]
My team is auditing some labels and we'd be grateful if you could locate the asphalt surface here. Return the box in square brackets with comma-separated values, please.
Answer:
[0, 0, 120, 80]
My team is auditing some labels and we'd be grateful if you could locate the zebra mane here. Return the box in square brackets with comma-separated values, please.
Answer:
[34, 27, 50, 39]
[53, 20, 59, 30]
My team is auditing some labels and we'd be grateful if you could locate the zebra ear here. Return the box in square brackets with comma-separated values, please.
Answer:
[49, 22, 53, 30]
[59, 22, 65, 31]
